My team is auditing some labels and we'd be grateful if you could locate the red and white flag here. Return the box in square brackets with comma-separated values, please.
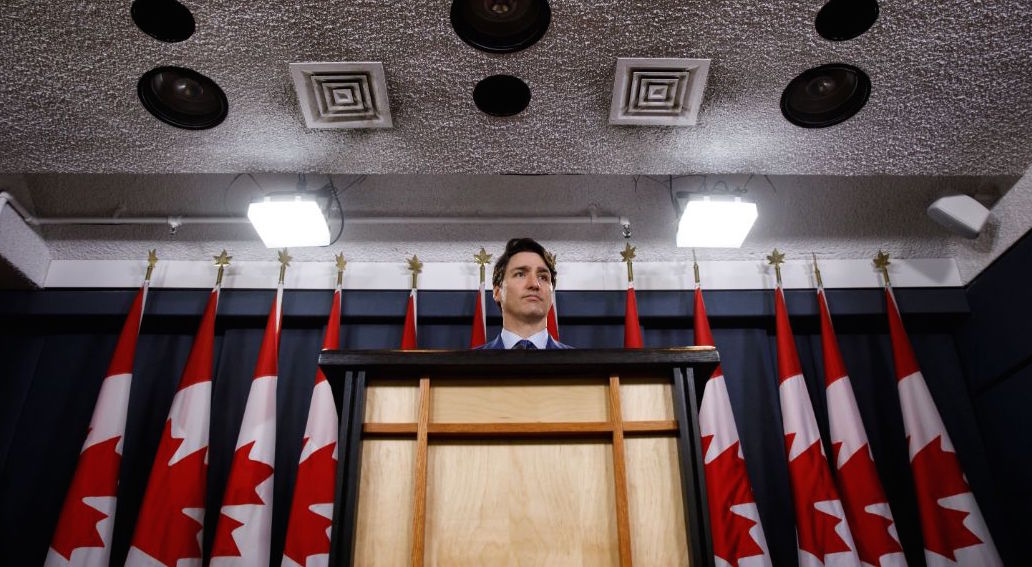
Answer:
[818, 288, 905, 567]
[885, 289, 1001, 566]
[624, 282, 643, 348]
[694, 286, 771, 567]
[546, 290, 559, 341]
[126, 287, 219, 567]
[470, 280, 487, 348]
[282, 288, 341, 567]
[46, 283, 148, 567]
[401, 288, 417, 350]
[774, 287, 859, 567]
[210, 286, 283, 566]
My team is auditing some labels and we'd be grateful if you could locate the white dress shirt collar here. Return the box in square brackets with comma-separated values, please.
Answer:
[500, 327, 550, 350]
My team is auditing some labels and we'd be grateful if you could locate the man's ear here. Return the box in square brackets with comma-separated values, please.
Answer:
[492, 285, 502, 304]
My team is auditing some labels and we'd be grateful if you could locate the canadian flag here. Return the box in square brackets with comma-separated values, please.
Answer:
[818, 288, 905, 567]
[774, 287, 859, 567]
[624, 282, 643, 348]
[282, 288, 341, 567]
[210, 286, 283, 566]
[126, 288, 219, 567]
[884, 289, 1002, 566]
[694, 286, 771, 567]
[546, 290, 559, 341]
[470, 280, 487, 348]
[46, 283, 148, 567]
[401, 288, 418, 350]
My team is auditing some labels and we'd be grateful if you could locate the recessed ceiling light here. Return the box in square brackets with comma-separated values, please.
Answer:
[815, 0, 879, 41]
[137, 66, 228, 130]
[780, 63, 870, 128]
[450, 0, 551, 53]
[248, 195, 331, 248]
[473, 75, 531, 116]
[130, 0, 195, 43]
[676, 196, 758, 248]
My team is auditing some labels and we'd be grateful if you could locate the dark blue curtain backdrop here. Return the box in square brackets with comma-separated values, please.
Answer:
[0, 286, 1017, 566]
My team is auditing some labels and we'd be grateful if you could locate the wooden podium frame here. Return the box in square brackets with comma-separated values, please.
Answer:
[319, 348, 719, 567]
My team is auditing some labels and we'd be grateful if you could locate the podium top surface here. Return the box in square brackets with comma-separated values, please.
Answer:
[318, 347, 719, 380]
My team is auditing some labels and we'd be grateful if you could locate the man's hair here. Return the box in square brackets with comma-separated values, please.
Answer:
[492, 238, 557, 289]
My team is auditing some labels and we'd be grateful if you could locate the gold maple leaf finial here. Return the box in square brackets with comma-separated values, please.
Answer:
[621, 242, 636, 282]
[213, 249, 232, 286]
[767, 248, 785, 286]
[407, 254, 423, 289]
[145, 249, 158, 282]
[335, 252, 347, 286]
[278, 248, 292, 284]
[873, 250, 891, 287]
[473, 247, 492, 283]
[692, 249, 700, 286]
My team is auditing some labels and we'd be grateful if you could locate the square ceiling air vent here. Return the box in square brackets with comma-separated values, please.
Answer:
[609, 57, 711, 126]
[289, 62, 393, 129]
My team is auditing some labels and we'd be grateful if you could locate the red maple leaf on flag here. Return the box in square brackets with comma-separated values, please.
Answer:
[785, 434, 852, 558]
[701, 435, 764, 563]
[283, 442, 337, 565]
[910, 435, 983, 560]
[50, 435, 121, 560]
[833, 442, 902, 565]
[211, 440, 275, 558]
[131, 421, 208, 565]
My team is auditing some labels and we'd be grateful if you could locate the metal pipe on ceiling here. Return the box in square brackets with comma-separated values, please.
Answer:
[0, 191, 629, 229]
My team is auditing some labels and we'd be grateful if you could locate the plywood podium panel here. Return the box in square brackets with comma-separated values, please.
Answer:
[322, 349, 718, 567]
[425, 441, 618, 566]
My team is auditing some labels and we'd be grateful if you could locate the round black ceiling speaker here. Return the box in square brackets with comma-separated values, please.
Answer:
[131, 0, 195, 43]
[137, 66, 228, 130]
[451, 0, 551, 53]
[815, 0, 879, 41]
[780, 64, 870, 128]
[473, 75, 531, 116]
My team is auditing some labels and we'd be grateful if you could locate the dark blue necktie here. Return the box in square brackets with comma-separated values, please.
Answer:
[512, 339, 537, 350]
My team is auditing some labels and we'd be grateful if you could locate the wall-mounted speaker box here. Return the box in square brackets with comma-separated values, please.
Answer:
[927, 194, 990, 239]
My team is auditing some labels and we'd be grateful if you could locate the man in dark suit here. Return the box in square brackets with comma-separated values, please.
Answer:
[479, 238, 573, 350]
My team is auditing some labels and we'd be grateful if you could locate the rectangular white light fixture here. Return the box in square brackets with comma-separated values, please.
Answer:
[676, 195, 758, 248]
[247, 195, 331, 248]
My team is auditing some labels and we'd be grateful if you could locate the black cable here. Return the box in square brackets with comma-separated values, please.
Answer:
[326, 175, 366, 245]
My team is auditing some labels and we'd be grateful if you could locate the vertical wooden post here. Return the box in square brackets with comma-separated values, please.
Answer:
[411, 376, 431, 567]
[609, 374, 633, 567]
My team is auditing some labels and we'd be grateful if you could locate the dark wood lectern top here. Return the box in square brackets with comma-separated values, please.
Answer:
[319, 346, 719, 379]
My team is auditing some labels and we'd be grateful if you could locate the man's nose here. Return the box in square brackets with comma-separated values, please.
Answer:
[527, 277, 540, 289]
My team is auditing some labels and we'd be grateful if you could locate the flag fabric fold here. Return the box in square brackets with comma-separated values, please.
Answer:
[210, 286, 283, 567]
[401, 289, 417, 350]
[282, 288, 341, 567]
[774, 287, 859, 567]
[546, 290, 559, 341]
[470, 281, 487, 348]
[694, 286, 771, 567]
[818, 289, 905, 567]
[46, 283, 148, 567]
[624, 282, 643, 348]
[126, 287, 219, 567]
[885, 289, 1001, 566]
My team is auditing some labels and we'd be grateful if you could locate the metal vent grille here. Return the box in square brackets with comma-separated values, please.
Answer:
[289, 62, 393, 129]
[609, 58, 711, 126]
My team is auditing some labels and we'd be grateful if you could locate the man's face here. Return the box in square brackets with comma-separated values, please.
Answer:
[493, 251, 554, 326]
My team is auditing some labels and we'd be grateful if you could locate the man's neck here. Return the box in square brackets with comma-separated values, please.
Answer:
[502, 320, 547, 339]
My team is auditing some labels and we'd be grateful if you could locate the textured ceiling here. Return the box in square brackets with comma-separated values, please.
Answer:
[1, 0, 1031, 175]
[1, 1, 1031, 285]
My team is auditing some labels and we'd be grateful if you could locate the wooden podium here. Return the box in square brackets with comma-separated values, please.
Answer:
[319, 348, 719, 567]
